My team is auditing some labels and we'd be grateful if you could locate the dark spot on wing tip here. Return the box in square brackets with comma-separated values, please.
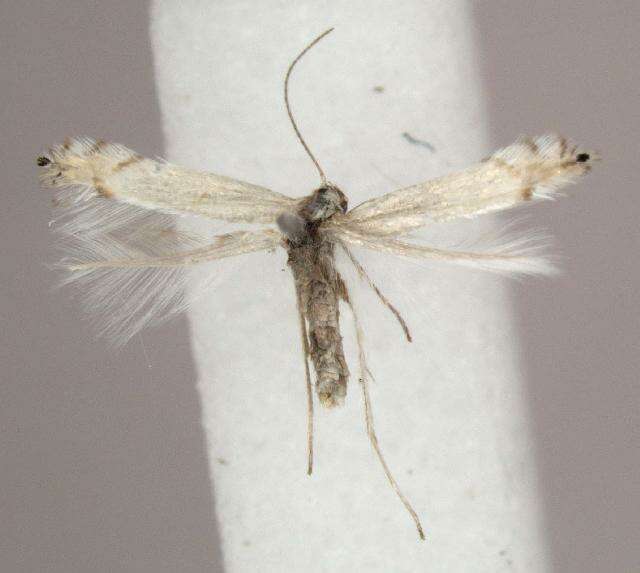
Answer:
[576, 153, 590, 163]
[37, 156, 51, 167]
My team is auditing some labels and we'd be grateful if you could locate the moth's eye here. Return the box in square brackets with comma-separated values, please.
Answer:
[576, 153, 590, 163]
[37, 156, 51, 166]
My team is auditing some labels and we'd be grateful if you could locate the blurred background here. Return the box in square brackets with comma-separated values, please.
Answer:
[1, 2, 637, 572]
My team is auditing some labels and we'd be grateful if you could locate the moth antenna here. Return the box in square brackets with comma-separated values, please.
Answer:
[284, 28, 334, 186]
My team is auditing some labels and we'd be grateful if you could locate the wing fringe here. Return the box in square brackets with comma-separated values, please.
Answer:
[329, 226, 558, 277]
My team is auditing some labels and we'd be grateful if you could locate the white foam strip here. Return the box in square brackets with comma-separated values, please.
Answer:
[150, 2, 550, 570]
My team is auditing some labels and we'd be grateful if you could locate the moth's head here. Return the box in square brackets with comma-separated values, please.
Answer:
[301, 184, 348, 222]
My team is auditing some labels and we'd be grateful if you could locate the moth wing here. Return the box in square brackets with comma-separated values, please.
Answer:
[39, 139, 287, 344]
[39, 138, 300, 224]
[54, 203, 282, 344]
[327, 225, 555, 277]
[330, 134, 594, 237]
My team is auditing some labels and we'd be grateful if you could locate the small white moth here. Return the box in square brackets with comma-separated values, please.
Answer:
[38, 29, 595, 540]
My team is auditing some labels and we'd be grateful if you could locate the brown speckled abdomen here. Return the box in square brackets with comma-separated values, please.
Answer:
[287, 237, 349, 407]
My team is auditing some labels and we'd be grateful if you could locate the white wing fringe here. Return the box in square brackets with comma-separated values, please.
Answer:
[332, 226, 558, 276]
[52, 193, 280, 343]
[56, 223, 281, 344]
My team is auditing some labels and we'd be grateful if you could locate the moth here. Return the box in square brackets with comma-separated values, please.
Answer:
[37, 29, 595, 540]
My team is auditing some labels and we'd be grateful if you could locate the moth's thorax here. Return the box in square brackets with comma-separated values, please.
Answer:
[277, 184, 347, 245]
[300, 185, 348, 222]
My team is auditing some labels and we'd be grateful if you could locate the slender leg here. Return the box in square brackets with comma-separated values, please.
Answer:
[345, 290, 425, 540]
[294, 279, 314, 475]
[340, 243, 413, 343]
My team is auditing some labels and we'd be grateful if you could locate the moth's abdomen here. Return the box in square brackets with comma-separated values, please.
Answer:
[289, 241, 349, 408]
[307, 277, 349, 407]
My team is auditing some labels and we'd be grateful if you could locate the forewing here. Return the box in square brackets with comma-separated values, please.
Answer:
[330, 134, 594, 237]
[39, 138, 299, 224]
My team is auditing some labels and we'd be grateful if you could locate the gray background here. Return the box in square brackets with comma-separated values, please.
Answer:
[1, 2, 637, 572]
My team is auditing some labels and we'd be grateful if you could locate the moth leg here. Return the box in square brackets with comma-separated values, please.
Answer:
[293, 278, 314, 476]
[339, 242, 412, 342]
[343, 286, 425, 540]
